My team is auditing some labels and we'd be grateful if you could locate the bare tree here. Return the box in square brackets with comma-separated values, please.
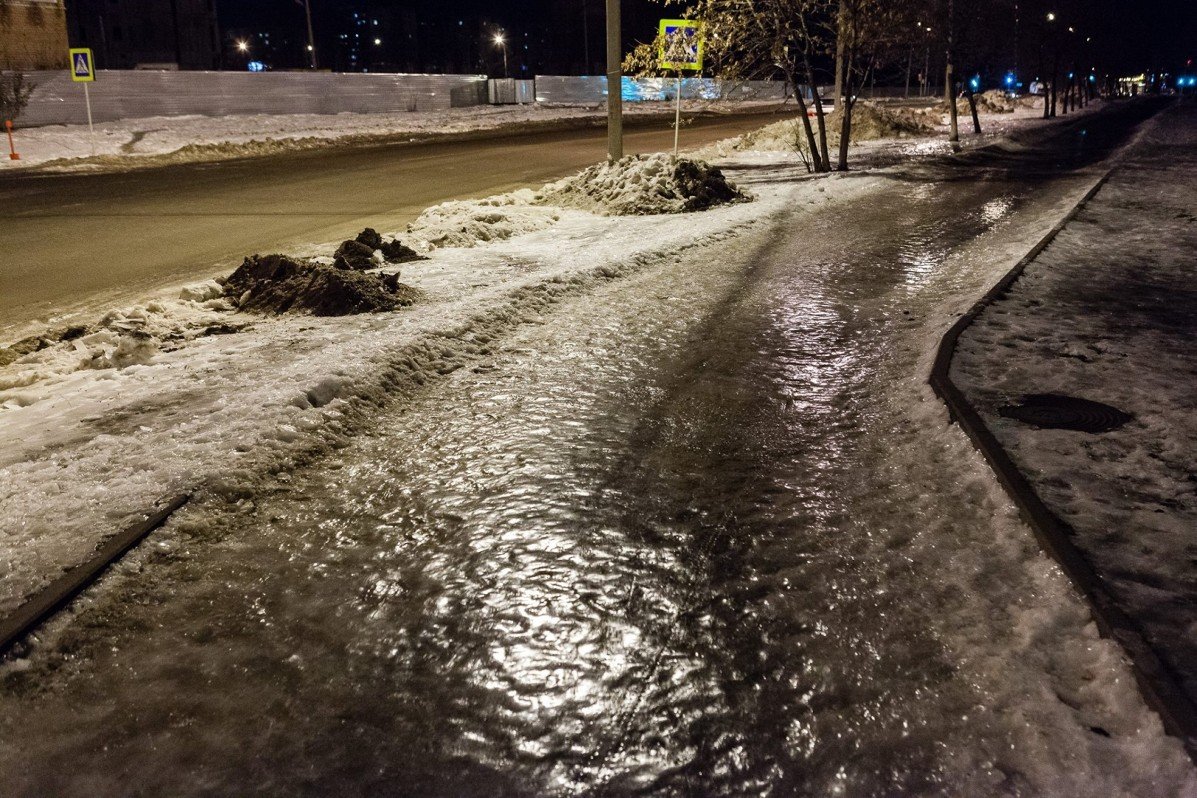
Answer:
[627, 0, 838, 172]
[0, 70, 35, 124]
[832, 0, 920, 169]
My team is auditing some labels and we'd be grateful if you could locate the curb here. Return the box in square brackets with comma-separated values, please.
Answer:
[0, 493, 190, 659]
[929, 172, 1197, 763]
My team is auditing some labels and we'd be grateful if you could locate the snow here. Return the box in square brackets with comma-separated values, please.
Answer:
[951, 102, 1197, 702]
[1, 100, 778, 172]
[0, 98, 1194, 791]
[406, 190, 563, 251]
[534, 154, 747, 215]
[0, 155, 862, 620]
[695, 96, 1101, 162]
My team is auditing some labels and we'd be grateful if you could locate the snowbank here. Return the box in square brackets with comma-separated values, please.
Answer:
[535, 154, 747, 216]
[2, 101, 780, 173]
[405, 155, 748, 251]
[406, 191, 562, 251]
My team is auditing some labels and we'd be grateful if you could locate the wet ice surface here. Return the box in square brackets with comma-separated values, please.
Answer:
[953, 102, 1197, 713]
[1, 103, 1194, 796]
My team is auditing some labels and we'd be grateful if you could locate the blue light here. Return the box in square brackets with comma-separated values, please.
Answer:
[247, 61, 266, 72]
[1005, 73, 1016, 86]
[970, 76, 981, 90]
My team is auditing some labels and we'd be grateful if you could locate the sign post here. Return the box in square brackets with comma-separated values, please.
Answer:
[69, 48, 96, 155]
[658, 20, 704, 158]
[5, 121, 18, 161]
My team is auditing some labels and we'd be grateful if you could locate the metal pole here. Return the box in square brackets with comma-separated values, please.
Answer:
[304, 0, 318, 69]
[583, 0, 591, 73]
[673, 74, 681, 158]
[83, 82, 95, 156]
[503, 45, 508, 78]
[605, 0, 622, 161]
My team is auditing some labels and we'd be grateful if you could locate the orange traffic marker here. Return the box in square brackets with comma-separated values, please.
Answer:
[4, 120, 18, 161]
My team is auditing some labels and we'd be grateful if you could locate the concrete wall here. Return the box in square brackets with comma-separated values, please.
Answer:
[19, 69, 489, 126]
[15, 70, 793, 128]
[535, 76, 790, 105]
[0, 0, 69, 70]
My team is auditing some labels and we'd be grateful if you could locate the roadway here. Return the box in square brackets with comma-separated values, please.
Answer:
[0, 110, 792, 335]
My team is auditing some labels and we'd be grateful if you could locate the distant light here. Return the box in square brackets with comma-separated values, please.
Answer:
[493, 33, 505, 45]
[970, 76, 981, 90]
[247, 60, 266, 72]
[236, 40, 249, 53]
[373, 37, 381, 45]
[1046, 12, 1056, 21]
[1005, 73, 1016, 86]
[307, 44, 314, 51]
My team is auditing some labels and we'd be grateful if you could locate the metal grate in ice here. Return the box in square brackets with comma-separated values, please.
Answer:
[998, 393, 1133, 433]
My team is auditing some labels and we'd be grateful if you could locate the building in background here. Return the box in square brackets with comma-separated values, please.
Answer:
[0, 0, 70, 69]
[65, 0, 220, 70]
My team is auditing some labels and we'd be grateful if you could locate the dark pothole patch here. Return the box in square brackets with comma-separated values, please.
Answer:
[998, 393, 1133, 433]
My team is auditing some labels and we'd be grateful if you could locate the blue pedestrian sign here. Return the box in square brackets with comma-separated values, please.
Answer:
[70, 48, 95, 83]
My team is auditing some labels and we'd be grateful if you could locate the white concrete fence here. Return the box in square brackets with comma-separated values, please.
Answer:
[14, 70, 794, 127]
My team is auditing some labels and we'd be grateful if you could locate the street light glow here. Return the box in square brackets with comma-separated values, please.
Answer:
[236, 40, 249, 53]
[1047, 12, 1056, 21]
[373, 37, 382, 46]
[493, 33, 505, 46]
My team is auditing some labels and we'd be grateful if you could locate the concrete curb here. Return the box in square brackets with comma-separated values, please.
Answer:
[0, 493, 190, 659]
[929, 172, 1197, 763]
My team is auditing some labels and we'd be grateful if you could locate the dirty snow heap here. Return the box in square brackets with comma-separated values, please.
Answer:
[535, 154, 748, 216]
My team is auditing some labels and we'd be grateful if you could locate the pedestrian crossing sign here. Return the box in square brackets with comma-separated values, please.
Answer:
[70, 48, 95, 82]
[658, 19, 704, 72]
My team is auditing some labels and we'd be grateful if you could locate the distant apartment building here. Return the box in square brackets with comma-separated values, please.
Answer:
[0, 0, 70, 69]
[65, 0, 220, 70]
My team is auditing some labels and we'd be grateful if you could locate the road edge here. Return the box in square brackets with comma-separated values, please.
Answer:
[928, 168, 1197, 763]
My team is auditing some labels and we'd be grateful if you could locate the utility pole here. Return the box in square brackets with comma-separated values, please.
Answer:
[946, 0, 958, 143]
[606, 0, 622, 161]
[583, 0, 591, 73]
[304, 0, 318, 69]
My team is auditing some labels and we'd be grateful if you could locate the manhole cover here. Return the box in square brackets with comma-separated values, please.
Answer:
[998, 393, 1133, 433]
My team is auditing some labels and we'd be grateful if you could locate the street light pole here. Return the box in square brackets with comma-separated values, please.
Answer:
[605, 0, 622, 161]
[303, 0, 318, 69]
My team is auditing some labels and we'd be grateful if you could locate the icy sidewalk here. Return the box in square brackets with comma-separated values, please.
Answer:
[0, 157, 882, 619]
[0, 100, 773, 172]
[952, 102, 1197, 731]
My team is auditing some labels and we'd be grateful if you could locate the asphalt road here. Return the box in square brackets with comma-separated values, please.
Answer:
[0, 110, 791, 335]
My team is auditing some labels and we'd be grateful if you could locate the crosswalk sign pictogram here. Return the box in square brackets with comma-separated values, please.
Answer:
[70, 48, 95, 82]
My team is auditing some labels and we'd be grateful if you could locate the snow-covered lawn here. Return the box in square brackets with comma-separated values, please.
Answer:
[952, 102, 1197, 703]
[1, 100, 776, 172]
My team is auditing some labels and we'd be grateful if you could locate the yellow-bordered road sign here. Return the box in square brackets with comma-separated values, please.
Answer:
[70, 48, 96, 82]
[658, 19, 704, 72]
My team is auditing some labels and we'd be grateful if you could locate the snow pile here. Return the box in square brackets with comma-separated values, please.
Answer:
[0, 300, 237, 400]
[702, 102, 937, 157]
[406, 190, 562, 252]
[226, 254, 420, 316]
[406, 156, 747, 251]
[831, 102, 938, 140]
[0, 229, 424, 397]
[534, 154, 748, 216]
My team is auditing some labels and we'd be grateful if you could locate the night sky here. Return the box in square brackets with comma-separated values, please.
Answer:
[215, 0, 1194, 78]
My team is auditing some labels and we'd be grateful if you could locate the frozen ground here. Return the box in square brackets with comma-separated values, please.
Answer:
[1, 100, 777, 172]
[0, 100, 1193, 794]
[953, 101, 1197, 711]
